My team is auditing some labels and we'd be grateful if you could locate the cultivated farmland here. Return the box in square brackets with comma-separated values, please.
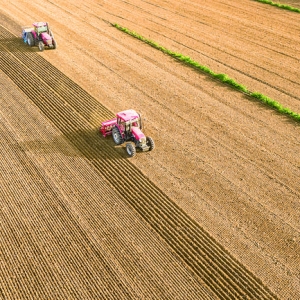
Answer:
[0, 0, 299, 299]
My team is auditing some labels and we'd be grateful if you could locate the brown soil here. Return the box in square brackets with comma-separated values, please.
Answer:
[1, 0, 299, 299]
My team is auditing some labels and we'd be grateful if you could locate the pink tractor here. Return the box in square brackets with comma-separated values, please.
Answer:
[100, 109, 155, 157]
[22, 22, 56, 51]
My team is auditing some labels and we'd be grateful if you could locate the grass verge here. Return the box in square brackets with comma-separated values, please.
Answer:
[113, 23, 300, 122]
[253, 0, 300, 12]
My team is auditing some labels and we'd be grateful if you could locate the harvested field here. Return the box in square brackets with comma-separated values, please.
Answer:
[0, 0, 300, 299]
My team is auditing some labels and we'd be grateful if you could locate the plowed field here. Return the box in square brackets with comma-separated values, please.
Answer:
[1, 0, 299, 299]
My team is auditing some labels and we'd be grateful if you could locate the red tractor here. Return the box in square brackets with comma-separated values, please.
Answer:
[22, 22, 56, 51]
[100, 109, 155, 157]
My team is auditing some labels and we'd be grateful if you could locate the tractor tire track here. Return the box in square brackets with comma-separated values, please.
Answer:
[0, 26, 278, 299]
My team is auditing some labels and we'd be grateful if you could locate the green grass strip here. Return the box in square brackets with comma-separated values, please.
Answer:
[253, 0, 300, 12]
[250, 92, 300, 120]
[113, 24, 247, 93]
[113, 23, 300, 122]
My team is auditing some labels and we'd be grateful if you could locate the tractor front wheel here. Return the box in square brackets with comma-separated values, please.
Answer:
[146, 137, 155, 151]
[38, 41, 45, 52]
[27, 33, 34, 47]
[126, 143, 136, 157]
[112, 127, 123, 145]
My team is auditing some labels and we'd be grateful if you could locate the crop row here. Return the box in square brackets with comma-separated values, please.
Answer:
[113, 23, 300, 122]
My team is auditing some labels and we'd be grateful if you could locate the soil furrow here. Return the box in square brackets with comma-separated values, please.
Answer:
[0, 123, 70, 299]
[0, 113, 135, 299]
[1, 17, 298, 264]
[8, 23, 298, 220]
[0, 34, 277, 298]
[1, 71, 215, 300]
[1, 1, 299, 298]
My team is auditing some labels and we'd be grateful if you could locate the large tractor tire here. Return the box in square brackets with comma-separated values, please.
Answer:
[38, 41, 45, 52]
[146, 137, 155, 151]
[126, 143, 136, 157]
[112, 127, 123, 145]
[27, 32, 34, 47]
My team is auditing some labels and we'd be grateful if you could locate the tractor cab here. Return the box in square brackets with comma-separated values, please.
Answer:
[116, 109, 143, 138]
[33, 22, 49, 35]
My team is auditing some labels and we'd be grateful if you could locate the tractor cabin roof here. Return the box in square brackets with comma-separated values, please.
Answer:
[33, 22, 47, 28]
[116, 109, 139, 122]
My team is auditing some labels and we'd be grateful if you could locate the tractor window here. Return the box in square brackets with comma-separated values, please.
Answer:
[37, 26, 48, 34]
[132, 118, 141, 128]
[125, 121, 130, 132]
[117, 118, 125, 131]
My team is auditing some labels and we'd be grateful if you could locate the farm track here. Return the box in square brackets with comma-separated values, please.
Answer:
[0, 26, 278, 299]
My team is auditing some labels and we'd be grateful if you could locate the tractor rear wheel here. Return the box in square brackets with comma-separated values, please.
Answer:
[38, 41, 45, 52]
[126, 143, 136, 157]
[112, 127, 123, 145]
[146, 137, 155, 151]
[27, 33, 34, 47]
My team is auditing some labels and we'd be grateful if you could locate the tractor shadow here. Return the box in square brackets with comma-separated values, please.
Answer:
[18, 128, 132, 161]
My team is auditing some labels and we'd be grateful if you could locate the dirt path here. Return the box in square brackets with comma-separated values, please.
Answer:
[1, 0, 300, 299]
